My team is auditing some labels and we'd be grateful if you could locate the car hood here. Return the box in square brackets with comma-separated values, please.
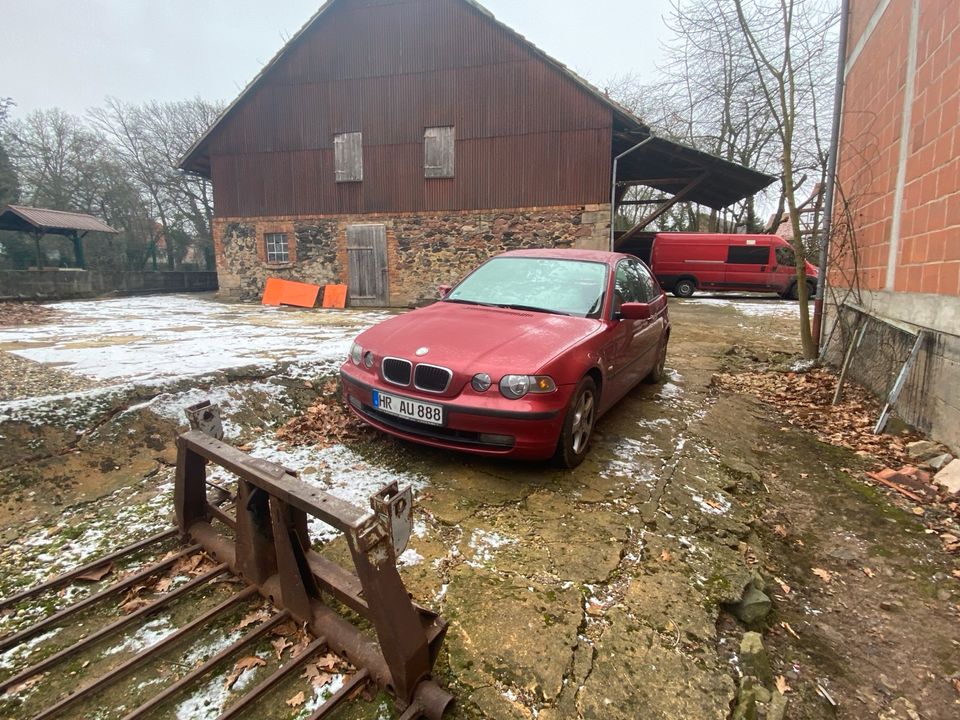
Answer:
[357, 302, 602, 374]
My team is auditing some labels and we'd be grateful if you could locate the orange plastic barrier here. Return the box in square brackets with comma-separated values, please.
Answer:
[261, 278, 322, 308]
[322, 284, 348, 309]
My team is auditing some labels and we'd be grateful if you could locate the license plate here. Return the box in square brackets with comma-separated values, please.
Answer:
[372, 390, 444, 426]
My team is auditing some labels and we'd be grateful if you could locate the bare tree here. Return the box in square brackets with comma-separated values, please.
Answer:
[91, 98, 221, 270]
[731, 0, 839, 358]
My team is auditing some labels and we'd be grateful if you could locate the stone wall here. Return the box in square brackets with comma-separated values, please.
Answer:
[213, 204, 611, 305]
[0, 270, 219, 301]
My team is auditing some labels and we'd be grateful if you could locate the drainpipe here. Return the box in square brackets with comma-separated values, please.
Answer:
[610, 135, 655, 251]
[812, 0, 850, 351]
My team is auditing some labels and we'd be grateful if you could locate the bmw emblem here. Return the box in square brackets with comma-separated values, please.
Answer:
[415, 347, 429, 357]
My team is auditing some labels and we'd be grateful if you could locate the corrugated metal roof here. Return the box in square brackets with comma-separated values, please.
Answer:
[0, 205, 119, 234]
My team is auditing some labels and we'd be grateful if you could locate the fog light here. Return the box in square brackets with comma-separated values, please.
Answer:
[472, 373, 492, 392]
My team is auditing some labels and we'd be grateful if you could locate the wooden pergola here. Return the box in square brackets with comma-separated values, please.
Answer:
[0, 205, 118, 269]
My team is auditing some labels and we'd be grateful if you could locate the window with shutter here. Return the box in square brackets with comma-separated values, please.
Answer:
[334, 132, 363, 182]
[424, 126, 455, 178]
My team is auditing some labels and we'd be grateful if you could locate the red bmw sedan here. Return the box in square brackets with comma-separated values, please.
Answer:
[340, 249, 670, 467]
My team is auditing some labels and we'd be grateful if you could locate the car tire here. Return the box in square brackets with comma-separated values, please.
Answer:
[673, 279, 696, 298]
[554, 376, 597, 469]
[787, 282, 800, 300]
[643, 338, 668, 384]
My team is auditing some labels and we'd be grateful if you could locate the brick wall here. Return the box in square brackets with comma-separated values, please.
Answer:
[828, 0, 960, 450]
[213, 204, 611, 305]
[835, 0, 960, 295]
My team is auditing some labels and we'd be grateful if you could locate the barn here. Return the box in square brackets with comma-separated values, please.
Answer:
[180, 0, 773, 306]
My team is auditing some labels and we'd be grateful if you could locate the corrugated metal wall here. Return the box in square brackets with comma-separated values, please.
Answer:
[209, 0, 613, 218]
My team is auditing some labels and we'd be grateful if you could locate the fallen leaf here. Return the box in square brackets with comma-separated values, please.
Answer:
[224, 656, 266, 690]
[315, 653, 339, 671]
[862, 567, 876, 578]
[76, 563, 114, 583]
[660, 549, 674, 562]
[781, 621, 800, 639]
[303, 663, 335, 689]
[773, 525, 788, 538]
[154, 577, 173, 593]
[799, 473, 809, 479]
[237, 609, 269, 630]
[120, 597, 152, 614]
[774, 576, 792, 594]
[286, 691, 306, 708]
[271, 620, 299, 637]
[775, 675, 791, 694]
[271, 637, 292, 660]
[8, 673, 44, 695]
[812, 567, 833, 583]
[911, 507, 925, 516]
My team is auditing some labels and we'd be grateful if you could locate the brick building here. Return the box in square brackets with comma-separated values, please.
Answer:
[180, 0, 770, 306]
[830, 0, 959, 447]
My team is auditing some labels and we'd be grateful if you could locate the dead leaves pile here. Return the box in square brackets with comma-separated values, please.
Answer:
[275, 380, 372, 448]
[0, 302, 60, 327]
[117, 551, 216, 614]
[223, 608, 358, 706]
[714, 367, 917, 468]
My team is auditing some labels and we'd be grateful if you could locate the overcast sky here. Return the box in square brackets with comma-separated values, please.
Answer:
[1, 0, 672, 119]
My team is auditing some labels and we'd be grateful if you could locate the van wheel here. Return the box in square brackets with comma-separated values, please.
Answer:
[673, 279, 696, 298]
[554, 376, 597, 468]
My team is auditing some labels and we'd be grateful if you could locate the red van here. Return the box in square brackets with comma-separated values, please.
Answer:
[648, 233, 818, 299]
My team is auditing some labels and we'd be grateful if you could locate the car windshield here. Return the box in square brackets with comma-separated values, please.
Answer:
[446, 257, 607, 318]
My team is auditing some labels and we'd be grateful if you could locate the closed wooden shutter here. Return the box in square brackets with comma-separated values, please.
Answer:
[424, 126, 455, 178]
[346, 224, 388, 306]
[334, 132, 363, 182]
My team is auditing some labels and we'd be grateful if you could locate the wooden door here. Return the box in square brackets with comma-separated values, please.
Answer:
[346, 224, 388, 306]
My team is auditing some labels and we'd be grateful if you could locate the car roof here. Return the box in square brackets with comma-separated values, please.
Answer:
[496, 248, 629, 265]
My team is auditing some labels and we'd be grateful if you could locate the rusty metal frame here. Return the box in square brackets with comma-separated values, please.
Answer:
[174, 423, 452, 719]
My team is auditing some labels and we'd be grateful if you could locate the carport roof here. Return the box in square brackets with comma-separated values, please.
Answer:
[0, 205, 118, 235]
[612, 133, 777, 211]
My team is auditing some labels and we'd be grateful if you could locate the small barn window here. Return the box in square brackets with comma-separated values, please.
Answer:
[265, 233, 290, 264]
[424, 126, 455, 178]
[334, 132, 364, 182]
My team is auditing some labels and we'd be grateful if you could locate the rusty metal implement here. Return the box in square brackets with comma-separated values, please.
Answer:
[177, 401, 452, 719]
[0, 401, 452, 720]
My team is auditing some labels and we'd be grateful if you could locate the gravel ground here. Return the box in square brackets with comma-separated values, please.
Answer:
[0, 351, 98, 401]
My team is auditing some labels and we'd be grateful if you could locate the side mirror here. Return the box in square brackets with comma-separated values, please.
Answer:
[438, 285, 452, 298]
[619, 302, 652, 320]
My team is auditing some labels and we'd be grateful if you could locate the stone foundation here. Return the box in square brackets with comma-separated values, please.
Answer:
[213, 204, 611, 306]
[824, 290, 960, 453]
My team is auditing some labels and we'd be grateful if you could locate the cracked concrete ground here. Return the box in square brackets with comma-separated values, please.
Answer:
[1, 295, 957, 720]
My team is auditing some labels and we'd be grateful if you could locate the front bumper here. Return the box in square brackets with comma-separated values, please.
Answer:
[340, 367, 572, 460]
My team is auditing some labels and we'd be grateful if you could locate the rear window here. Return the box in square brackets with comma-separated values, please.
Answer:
[727, 246, 770, 264]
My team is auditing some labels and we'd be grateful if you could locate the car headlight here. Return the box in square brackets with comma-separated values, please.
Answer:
[349, 342, 363, 365]
[472, 373, 492, 392]
[363, 351, 375, 369]
[499, 375, 556, 399]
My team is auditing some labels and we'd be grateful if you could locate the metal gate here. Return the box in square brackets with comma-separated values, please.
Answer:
[347, 224, 388, 307]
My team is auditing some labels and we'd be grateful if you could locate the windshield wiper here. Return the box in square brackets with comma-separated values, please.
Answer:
[443, 298, 499, 307]
[497, 304, 571, 316]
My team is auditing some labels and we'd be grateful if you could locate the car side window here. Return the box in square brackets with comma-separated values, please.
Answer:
[613, 260, 649, 315]
[775, 246, 796, 267]
[634, 262, 660, 301]
[727, 245, 770, 264]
